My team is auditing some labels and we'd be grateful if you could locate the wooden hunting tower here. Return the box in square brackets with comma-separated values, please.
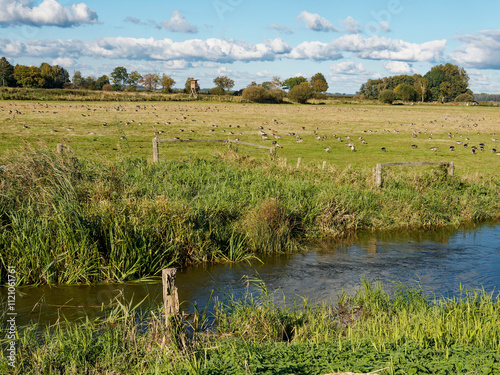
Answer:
[189, 79, 199, 98]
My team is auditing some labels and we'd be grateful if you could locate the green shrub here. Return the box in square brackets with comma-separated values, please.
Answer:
[455, 93, 474, 102]
[379, 89, 397, 104]
[288, 82, 314, 104]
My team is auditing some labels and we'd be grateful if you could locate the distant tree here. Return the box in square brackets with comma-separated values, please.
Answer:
[283, 76, 307, 91]
[128, 71, 142, 91]
[213, 75, 234, 93]
[268, 89, 285, 103]
[82, 76, 97, 90]
[414, 76, 429, 102]
[14, 65, 44, 88]
[72, 71, 84, 88]
[379, 89, 397, 104]
[39, 63, 69, 89]
[394, 83, 417, 102]
[287, 82, 314, 103]
[110, 66, 129, 90]
[96, 75, 110, 90]
[310, 72, 329, 93]
[184, 77, 195, 93]
[261, 81, 272, 90]
[161, 74, 176, 93]
[424, 63, 469, 102]
[140, 73, 160, 91]
[0, 57, 15, 87]
[270, 76, 283, 89]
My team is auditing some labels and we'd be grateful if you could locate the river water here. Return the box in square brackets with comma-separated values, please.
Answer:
[3, 221, 500, 327]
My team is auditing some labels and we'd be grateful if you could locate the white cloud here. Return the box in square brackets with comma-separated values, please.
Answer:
[0, 0, 98, 27]
[383, 61, 416, 74]
[0, 37, 292, 63]
[334, 35, 446, 62]
[161, 10, 197, 33]
[0, 35, 446, 67]
[52, 57, 75, 67]
[288, 41, 342, 61]
[331, 61, 368, 75]
[340, 16, 360, 34]
[297, 11, 337, 32]
[449, 30, 500, 69]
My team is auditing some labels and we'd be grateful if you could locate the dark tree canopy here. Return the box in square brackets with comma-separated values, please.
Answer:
[0, 57, 15, 87]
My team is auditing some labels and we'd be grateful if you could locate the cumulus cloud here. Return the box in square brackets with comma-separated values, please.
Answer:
[383, 61, 416, 74]
[0, 0, 98, 27]
[0, 34, 446, 67]
[0, 37, 292, 63]
[161, 10, 197, 33]
[333, 34, 446, 62]
[287, 41, 342, 61]
[52, 56, 75, 67]
[339, 16, 360, 34]
[449, 30, 500, 69]
[297, 11, 337, 32]
[330, 61, 368, 75]
[269, 23, 294, 34]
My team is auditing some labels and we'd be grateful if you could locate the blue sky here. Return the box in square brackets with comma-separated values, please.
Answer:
[1, 0, 500, 93]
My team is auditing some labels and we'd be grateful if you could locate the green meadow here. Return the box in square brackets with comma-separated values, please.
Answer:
[1, 99, 499, 176]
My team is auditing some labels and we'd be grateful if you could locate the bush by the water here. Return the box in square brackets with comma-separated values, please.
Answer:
[1, 146, 499, 285]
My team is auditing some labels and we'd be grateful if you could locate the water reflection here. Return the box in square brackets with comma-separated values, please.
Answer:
[2, 221, 499, 326]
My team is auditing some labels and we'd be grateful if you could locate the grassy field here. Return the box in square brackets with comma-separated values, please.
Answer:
[1, 100, 499, 176]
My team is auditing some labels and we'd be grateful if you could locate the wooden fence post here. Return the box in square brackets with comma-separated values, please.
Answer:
[375, 163, 383, 187]
[448, 161, 455, 177]
[162, 268, 179, 326]
[322, 161, 327, 170]
[153, 137, 159, 162]
[56, 144, 63, 154]
[297, 157, 301, 169]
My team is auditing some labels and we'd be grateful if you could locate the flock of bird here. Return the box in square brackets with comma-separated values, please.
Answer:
[3, 102, 500, 157]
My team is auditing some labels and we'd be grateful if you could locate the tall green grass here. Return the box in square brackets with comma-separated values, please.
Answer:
[1, 282, 499, 374]
[1, 146, 499, 285]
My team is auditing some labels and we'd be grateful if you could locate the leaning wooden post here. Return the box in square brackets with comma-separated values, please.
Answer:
[297, 157, 301, 169]
[56, 144, 63, 154]
[162, 268, 179, 326]
[448, 161, 455, 177]
[152, 137, 159, 162]
[375, 163, 383, 187]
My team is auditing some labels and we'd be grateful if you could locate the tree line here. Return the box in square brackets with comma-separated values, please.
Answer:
[358, 63, 473, 103]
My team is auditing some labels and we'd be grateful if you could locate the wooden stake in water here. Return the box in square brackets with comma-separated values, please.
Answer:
[162, 268, 179, 325]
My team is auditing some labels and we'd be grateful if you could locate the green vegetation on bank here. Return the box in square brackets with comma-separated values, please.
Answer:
[1, 146, 499, 286]
[1, 282, 499, 374]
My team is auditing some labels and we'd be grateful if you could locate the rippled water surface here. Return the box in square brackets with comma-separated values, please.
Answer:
[4, 221, 499, 326]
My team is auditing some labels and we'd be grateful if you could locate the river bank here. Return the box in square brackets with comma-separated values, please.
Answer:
[1, 282, 499, 374]
[1, 147, 499, 286]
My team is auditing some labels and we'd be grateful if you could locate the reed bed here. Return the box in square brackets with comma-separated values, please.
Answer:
[1, 146, 499, 285]
[1, 282, 499, 374]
